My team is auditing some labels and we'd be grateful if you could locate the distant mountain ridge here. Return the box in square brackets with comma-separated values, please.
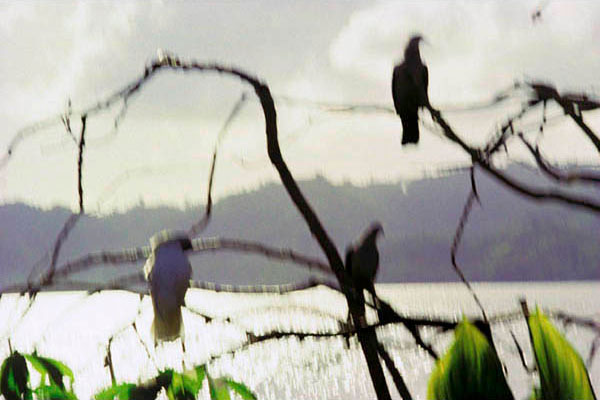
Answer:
[1, 166, 599, 288]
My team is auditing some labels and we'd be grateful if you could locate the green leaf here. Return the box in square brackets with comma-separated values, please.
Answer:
[24, 353, 74, 391]
[95, 382, 163, 400]
[33, 384, 77, 400]
[208, 376, 231, 400]
[427, 319, 514, 400]
[94, 383, 137, 400]
[0, 352, 32, 400]
[194, 365, 206, 388]
[166, 371, 199, 400]
[223, 378, 257, 400]
[528, 307, 596, 400]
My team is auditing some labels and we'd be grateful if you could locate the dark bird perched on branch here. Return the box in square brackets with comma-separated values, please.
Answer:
[345, 222, 384, 310]
[392, 35, 429, 145]
[144, 230, 192, 346]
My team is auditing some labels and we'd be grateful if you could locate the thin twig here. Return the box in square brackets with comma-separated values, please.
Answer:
[510, 330, 535, 373]
[191, 237, 333, 276]
[187, 151, 217, 237]
[376, 343, 413, 400]
[519, 134, 600, 184]
[189, 277, 335, 294]
[450, 188, 489, 322]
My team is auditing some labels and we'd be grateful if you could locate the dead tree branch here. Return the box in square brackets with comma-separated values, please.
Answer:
[376, 343, 413, 400]
[451, 185, 489, 322]
[427, 105, 600, 214]
[189, 277, 334, 294]
[518, 134, 600, 184]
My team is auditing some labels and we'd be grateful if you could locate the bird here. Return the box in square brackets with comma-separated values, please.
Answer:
[345, 222, 384, 309]
[392, 35, 429, 145]
[143, 230, 192, 346]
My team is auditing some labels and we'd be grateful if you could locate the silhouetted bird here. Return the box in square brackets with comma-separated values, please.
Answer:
[345, 222, 384, 307]
[144, 230, 192, 346]
[392, 35, 429, 145]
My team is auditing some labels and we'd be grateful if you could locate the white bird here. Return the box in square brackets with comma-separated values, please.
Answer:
[143, 230, 192, 346]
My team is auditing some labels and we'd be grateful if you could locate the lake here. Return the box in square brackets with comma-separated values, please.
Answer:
[0, 282, 598, 399]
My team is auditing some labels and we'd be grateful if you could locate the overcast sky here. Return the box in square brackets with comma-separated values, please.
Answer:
[1, 1, 600, 212]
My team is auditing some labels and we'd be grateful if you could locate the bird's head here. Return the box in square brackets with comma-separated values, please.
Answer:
[404, 34, 426, 58]
[178, 237, 193, 251]
[150, 230, 192, 251]
[365, 221, 384, 242]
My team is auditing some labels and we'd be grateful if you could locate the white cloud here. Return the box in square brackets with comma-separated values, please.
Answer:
[2, 1, 600, 210]
[329, 1, 600, 104]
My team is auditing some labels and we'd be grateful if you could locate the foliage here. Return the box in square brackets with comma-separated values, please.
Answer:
[528, 307, 596, 400]
[0, 351, 75, 400]
[427, 319, 514, 400]
[0, 351, 256, 400]
[0, 352, 31, 400]
[95, 364, 256, 400]
[3, 312, 599, 400]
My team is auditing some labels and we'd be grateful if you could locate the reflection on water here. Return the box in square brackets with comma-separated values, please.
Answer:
[0, 282, 598, 399]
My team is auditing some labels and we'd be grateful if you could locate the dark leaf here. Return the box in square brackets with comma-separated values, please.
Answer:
[95, 382, 162, 400]
[0, 352, 31, 400]
[24, 353, 74, 391]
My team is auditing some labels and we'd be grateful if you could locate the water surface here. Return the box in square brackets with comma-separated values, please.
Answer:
[0, 282, 598, 399]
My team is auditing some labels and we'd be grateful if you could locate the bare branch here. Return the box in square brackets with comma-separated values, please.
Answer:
[450, 186, 489, 322]
[376, 343, 413, 400]
[510, 330, 536, 373]
[588, 334, 600, 368]
[29, 116, 88, 293]
[519, 134, 600, 184]
[550, 310, 600, 334]
[76, 115, 87, 213]
[527, 81, 600, 152]
[188, 151, 217, 237]
[188, 92, 248, 237]
[427, 105, 600, 214]
[1, 236, 332, 295]
[189, 277, 336, 294]
[192, 237, 333, 275]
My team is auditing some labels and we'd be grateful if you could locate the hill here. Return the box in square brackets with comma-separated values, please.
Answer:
[1, 166, 599, 287]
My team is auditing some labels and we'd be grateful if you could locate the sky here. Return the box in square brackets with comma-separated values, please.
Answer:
[1, 0, 600, 213]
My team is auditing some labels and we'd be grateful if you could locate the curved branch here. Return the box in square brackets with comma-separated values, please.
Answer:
[427, 105, 600, 213]
[519, 134, 600, 184]
[0, 237, 333, 294]
[189, 277, 336, 294]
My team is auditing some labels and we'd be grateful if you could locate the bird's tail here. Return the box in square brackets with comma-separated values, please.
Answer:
[400, 111, 420, 145]
[151, 305, 184, 344]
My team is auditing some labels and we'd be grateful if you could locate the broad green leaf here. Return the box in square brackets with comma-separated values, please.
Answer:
[223, 378, 257, 400]
[94, 383, 137, 400]
[166, 371, 200, 400]
[0, 352, 32, 400]
[528, 308, 596, 400]
[427, 319, 514, 400]
[194, 365, 206, 387]
[95, 382, 163, 400]
[33, 384, 77, 400]
[208, 376, 231, 400]
[24, 353, 74, 391]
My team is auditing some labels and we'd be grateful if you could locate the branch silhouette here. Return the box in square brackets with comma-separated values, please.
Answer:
[3, 51, 600, 399]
